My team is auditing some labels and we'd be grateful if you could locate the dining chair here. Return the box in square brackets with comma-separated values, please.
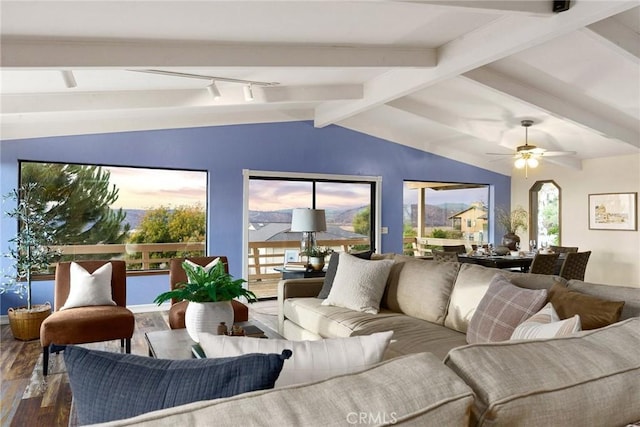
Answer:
[168, 256, 249, 329]
[432, 250, 459, 262]
[550, 245, 579, 254]
[442, 245, 467, 254]
[40, 260, 134, 376]
[529, 253, 560, 275]
[559, 251, 592, 281]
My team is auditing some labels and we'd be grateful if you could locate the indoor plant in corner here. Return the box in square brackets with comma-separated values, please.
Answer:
[154, 261, 258, 342]
[496, 206, 528, 251]
[1, 183, 60, 340]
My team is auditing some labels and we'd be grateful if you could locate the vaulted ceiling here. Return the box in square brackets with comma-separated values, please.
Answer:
[1, 1, 638, 175]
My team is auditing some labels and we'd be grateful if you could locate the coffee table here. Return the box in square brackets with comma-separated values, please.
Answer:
[145, 319, 283, 359]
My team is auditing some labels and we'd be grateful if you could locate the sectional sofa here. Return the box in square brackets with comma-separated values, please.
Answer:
[96, 254, 640, 426]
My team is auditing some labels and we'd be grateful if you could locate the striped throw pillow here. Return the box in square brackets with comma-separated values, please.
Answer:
[511, 302, 581, 340]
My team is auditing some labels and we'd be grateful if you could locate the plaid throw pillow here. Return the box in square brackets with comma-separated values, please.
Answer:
[466, 274, 547, 344]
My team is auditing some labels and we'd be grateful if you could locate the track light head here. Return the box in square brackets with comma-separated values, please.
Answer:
[243, 84, 254, 101]
[61, 70, 77, 88]
[207, 81, 221, 100]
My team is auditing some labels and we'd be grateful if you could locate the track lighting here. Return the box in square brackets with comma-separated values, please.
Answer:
[207, 81, 221, 100]
[243, 84, 254, 101]
[61, 70, 77, 88]
[131, 69, 277, 103]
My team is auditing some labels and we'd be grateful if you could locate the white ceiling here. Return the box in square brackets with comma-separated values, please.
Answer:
[1, 1, 639, 175]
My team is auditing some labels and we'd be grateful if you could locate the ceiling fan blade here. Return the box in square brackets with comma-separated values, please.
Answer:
[485, 152, 516, 156]
[542, 151, 576, 157]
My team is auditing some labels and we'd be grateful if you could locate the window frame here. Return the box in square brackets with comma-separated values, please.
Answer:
[242, 169, 382, 282]
[529, 179, 562, 246]
[17, 160, 209, 277]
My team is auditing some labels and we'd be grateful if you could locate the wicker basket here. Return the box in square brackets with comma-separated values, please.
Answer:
[8, 303, 51, 341]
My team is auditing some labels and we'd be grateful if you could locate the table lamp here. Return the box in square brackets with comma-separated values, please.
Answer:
[290, 208, 327, 266]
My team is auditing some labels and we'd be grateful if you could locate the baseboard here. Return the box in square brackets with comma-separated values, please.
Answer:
[0, 303, 171, 325]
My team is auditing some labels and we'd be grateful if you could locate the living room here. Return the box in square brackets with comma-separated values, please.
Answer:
[1, 1, 639, 425]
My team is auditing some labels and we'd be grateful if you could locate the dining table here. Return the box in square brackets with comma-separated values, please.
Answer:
[457, 254, 534, 272]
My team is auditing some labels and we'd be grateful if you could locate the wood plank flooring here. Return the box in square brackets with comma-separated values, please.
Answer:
[0, 300, 278, 427]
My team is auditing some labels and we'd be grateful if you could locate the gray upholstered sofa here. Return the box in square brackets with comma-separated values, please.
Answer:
[279, 255, 640, 359]
[96, 255, 640, 426]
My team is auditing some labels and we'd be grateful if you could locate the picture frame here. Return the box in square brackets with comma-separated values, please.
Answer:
[588, 192, 637, 231]
[284, 249, 299, 263]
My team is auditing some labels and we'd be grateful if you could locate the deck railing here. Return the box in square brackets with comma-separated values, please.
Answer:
[47, 237, 474, 297]
[49, 238, 370, 282]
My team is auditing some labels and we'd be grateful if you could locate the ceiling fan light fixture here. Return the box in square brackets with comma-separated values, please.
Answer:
[207, 81, 221, 100]
[527, 157, 539, 168]
[243, 84, 254, 101]
[514, 157, 526, 169]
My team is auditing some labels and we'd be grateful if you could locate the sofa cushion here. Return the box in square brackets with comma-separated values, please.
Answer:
[510, 302, 581, 340]
[445, 318, 640, 426]
[444, 264, 563, 333]
[61, 262, 116, 310]
[92, 353, 475, 427]
[383, 258, 459, 325]
[466, 274, 547, 344]
[64, 345, 291, 425]
[199, 331, 392, 387]
[317, 250, 373, 299]
[567, 280, 640, 320]
[549, 282, 624, 330]
[322, 253, 394, 314]
[284, 297, 404, 338]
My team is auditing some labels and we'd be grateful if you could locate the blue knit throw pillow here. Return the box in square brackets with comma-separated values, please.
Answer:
[64, 345, 292, 424]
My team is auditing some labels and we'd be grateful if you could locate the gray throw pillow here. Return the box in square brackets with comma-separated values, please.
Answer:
[317, 250, 373, 299]
[64, 345, 292, 424]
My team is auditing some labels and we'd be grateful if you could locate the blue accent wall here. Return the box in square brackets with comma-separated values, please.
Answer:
[0, 121, 510, 313]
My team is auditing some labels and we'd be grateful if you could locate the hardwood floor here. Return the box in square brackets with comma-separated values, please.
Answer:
[0, 300, 278, 427]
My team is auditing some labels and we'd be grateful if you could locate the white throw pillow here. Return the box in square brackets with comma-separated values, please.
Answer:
[511, 302, 581, 340]
[321, 252, 394, 314]
[199, 330, 393, 387]
[61, 262, 116, 310]
[184, 257, 220, 279]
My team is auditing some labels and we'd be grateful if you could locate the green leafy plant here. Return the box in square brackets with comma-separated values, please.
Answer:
[1, 183, 60, 310]
[300, 246, 334, 257]
[154, 261, 257, 304]
[496, 206, 528, 234]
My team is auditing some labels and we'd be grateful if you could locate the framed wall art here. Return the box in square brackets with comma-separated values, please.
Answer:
[588, 192, 637, 231]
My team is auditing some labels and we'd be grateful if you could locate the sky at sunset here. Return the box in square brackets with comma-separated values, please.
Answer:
[105, 166, 207, 209]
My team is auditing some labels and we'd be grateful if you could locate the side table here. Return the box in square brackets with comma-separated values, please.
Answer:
[275, 267, 326, 280]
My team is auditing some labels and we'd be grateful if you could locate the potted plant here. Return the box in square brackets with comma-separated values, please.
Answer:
[1, 183, 60, 340]
[495, 206, 528, 251]
[300, 246, 334, 271]
[154, 261, 258, 342]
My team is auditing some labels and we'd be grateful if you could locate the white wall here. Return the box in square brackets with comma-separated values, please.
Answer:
[511, 153, 640, 288]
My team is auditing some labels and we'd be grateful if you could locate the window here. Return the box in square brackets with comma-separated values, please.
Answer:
[19, 161, 207, 273]
[403, 181, 489, 255]
[245, 170, 380, 298]
[529, 180, 561, 247]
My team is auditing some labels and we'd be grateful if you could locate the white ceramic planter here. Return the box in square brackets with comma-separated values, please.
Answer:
[310, 256, 325, 271]
[184, 300, 234, 342]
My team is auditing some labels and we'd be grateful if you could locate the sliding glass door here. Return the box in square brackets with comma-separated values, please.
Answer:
[246, 172, 378, 298]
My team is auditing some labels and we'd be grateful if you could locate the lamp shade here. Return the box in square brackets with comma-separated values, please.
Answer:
[290, 208, 326, 232]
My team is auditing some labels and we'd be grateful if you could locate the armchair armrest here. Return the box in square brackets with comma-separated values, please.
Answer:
[277, 278, 325, 335]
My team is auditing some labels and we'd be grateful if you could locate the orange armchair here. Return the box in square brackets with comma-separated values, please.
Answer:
[168, 257, 249, 329]
[40, 260, 135, 376]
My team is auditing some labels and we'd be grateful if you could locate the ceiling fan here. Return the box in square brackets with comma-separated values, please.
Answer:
[487, 120, 575, 177]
